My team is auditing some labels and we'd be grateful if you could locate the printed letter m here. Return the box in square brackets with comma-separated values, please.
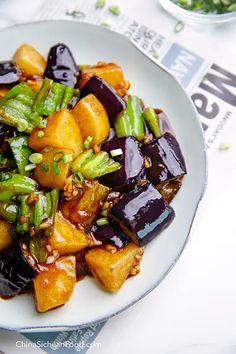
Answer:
[200, 64, 236, 106]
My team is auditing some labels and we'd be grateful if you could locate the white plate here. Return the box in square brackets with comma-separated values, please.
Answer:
[0, 20, 207, 332]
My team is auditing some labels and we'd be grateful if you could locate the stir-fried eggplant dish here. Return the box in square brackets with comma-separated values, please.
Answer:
[0, 43, 187, 313]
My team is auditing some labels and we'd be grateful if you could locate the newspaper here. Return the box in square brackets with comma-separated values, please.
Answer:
[1, 0, 236, 352]
[36, 0, 236, 152]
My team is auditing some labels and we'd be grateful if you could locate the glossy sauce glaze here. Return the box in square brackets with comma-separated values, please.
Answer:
[81, 76, 126, 121]
[0, 243, 37, 297]
[92, 224, 129, 249]
[142, 132, 187, 185]
[101, 136, 145, 189]
[44, 44, 79, 88]
[0, 61, 20, 85]
[109, 182, 175, 246]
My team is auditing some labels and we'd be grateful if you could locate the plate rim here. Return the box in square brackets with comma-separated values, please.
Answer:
[0, 19, 208, 332]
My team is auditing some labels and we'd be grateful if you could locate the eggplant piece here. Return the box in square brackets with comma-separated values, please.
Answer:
[0, 243, 37, 297]
[101, 136, 145, 189]
[157, 110, 175, 136]
[0, 61, 20, 85]
[80, 76, 126, 122]
[75, 248, 91, 278]
[142, 132, 187, 185]
[44, 43, 79, 88]
[109, 182, 175, 246]
[107, 127, 116, 141]
[92, 224, 129, 249]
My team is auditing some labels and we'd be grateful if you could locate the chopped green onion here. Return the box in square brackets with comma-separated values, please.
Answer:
[174, 20, 185, 33]
[101, 20, 111, 28]
[38, 118, 47, 128]
[24, 163, 36, 172]
[83, 136, 93, 150]
[65, 10, 85, 19]
[218, 143, 230, 151]
[110, 148, 123, 157]
[108, 5, 120, 15]
[96, 217, 110, 226]
[96, 0, 106, 8]
[152, 52, 159, 60]
[40, 163, 49, 172]
[43, 146, 53, 153]
[228, 3, 236, 11]
[73, 171, 85, 183]
[37, 130, 45, 138]
[29, 153, 43, 164]
[77, 172, 85, 182]
[53, 151, 64, 163]
[63, 154, 73, 164]
[17, 119, 28, 132]
[172, 0, 236, 14]
[51, 161, 60, 176]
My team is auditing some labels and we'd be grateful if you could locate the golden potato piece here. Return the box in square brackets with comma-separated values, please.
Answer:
[48, 212, 88, 255]
[27, 79, 43, 93]
[33, 256, 76, 313]
[28, 109, 83, 157]
[34, 147, 73, 189]
[85, 242, 143, 292]
[72, 94, 110, 146]
[60, 180, 109, 226]
[0, 219, 12, 252]
[13, 43, 46, 78]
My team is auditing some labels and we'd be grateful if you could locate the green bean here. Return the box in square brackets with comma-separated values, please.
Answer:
[114, 95, 145, 142]
[8, 136, 33, 175]
[143, 107, 161, 138]
[16, 195, 30, 232]
[0, 202, 18, 223]
[0, 173, 36, 202]
[72, 149, 121, 179]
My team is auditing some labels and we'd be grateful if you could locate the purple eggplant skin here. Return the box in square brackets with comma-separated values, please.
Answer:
[106, 127, 116, 141]
[101, 136, 146, 190]
[0, 244, 37, 297]
[0, 61, 20, 86]
[80, 76, 126, 122]
[157, 110, 175, 136]
[44, 43, 79, 88]
[109, 182, 175, 246]
[142, 132, 187, 185]
[92, 224, 129, 249]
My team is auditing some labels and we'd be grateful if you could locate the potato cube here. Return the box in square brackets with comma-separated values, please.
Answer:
[72, 94, 110, 146]
[60, 180, 109, 226]
[13, 43, 46, 78]
[27, 79, 43, 93]
[28, 109, 83, 157]
[48, 212, 88, 255]
[85, 242, 143, 292]
[33, 256, 76, 313]
[0, 220, 12, 252]
[34, 147, 73, 189]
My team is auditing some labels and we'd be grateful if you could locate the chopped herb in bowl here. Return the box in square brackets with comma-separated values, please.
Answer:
[172, 0, 236, 14]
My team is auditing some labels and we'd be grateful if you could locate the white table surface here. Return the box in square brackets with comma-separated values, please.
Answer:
[0, 1, 236, 353]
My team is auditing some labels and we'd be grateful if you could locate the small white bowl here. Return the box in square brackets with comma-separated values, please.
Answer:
[159, 0, 236, 24]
